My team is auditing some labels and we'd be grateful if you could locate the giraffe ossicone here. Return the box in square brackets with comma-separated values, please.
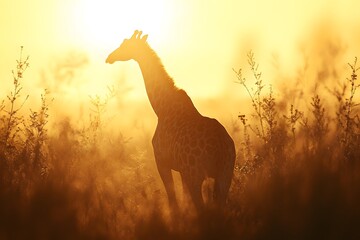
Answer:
[106, 30, 236, 212]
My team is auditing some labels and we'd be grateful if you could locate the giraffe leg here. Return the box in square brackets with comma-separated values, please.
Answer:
[214, 180, 225, 206]
[214, 172, 232, 206]
[156, 162, 178, 212]
[182, 174, 204, 212]
[181, 176, 189, 204]
[214, 143, 235, 207]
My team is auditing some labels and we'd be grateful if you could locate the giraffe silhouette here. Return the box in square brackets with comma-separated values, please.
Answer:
[106, 30, 235, 212]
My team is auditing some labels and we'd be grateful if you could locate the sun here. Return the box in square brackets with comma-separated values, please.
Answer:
[70, 0, 172, 48]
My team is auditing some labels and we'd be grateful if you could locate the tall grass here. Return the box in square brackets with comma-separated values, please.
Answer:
[0, 48, 360, 239]
[231, 52, 360, 239]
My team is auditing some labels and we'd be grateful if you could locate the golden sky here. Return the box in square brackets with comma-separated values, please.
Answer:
[1, 0, 360, 121]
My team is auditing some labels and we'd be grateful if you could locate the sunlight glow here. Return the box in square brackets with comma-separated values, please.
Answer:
[70, 0, 172, 47]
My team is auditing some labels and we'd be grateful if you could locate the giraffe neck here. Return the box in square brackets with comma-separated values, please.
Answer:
[135, 44, 181, 118]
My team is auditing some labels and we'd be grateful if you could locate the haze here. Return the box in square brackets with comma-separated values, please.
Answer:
[1, 1, 360, 239]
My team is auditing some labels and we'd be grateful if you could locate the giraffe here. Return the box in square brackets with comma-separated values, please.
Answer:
[106, 30, 235, 212]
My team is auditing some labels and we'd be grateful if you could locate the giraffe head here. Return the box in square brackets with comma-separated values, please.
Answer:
[106, 30, 148, 64]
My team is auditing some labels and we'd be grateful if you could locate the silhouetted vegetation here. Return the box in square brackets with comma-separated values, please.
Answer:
[1, 47, 360, 239]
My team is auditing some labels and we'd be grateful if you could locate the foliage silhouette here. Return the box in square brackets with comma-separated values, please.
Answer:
[0, 47, 359, 239]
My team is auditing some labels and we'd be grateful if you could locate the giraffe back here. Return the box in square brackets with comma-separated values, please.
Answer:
[152, 89, 235, 182]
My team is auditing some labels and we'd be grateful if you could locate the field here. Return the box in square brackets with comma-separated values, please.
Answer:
[1, 47, 360, 239]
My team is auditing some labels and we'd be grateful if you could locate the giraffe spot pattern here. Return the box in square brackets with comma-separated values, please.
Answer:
[107, 30, 236, 211]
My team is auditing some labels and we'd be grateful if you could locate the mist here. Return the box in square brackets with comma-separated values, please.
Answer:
[1, 0, 360, 239]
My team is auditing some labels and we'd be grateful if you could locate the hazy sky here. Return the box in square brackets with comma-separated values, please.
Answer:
[1, 0, 360, 117]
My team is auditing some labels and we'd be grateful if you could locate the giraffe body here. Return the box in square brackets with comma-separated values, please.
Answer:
[106, 31, 235, 211]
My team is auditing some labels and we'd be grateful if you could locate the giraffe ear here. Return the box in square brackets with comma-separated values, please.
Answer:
[141, 34, 148, 42]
